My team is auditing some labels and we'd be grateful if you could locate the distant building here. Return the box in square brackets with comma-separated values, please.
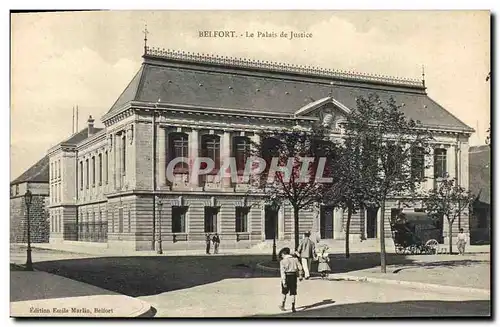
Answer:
[469, 145, 490, 244]
[10, 156, 50, 243]
[45, 46, 474, 251]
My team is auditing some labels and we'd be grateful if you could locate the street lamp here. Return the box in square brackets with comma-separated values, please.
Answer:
[156, 197, 163, 254]
[270, 199, 280, 262]
[24, 190, 33, 271]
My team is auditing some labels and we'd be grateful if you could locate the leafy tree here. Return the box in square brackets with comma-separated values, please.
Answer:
[249, 125, 340, 250]
[423, 176, 475, 254]
[342, 94, 433, 273]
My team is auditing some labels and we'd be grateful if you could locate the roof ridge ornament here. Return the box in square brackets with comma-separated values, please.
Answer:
[144, 47, 422, 87]
[143, 23, 149, 55]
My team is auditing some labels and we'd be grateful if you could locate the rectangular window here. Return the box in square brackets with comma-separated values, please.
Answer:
[201, 136, 220, 173]
[127, 208, 131, 233]
[411, 147, 425, 181]
[235, 207, 248, 233]
[80, 161, 83, 190]
[204, 207, 218, 233]
[434, 148, 447, 179]
[50, 163, 53, 181]
[92, 156, 96, 186]
[58, 159, 61, 178]
[172, 206, 186, 233]
[85, 159, 89, 188]
[105, 151, 108, 184]
[234, 137, 251, 173]
[98, 153, 103, 185]
[170, 133, 189, 174]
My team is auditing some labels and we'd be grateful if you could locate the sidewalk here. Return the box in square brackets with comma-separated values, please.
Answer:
[12, 241, 491, 258]
[10, 268, 153, 318]
[329, 253, 490, 294]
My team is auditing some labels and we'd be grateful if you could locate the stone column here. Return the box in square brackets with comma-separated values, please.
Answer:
[221, 131, 232, 188]
[278, 204, 285, 240]
[448, 144, 456, 180]
[189, 129, 199, 187]
[334, 208, 344, 239]
[426, 147, 434, 190]
[158, 127, 167, 188]
[115, 133, 122, 189]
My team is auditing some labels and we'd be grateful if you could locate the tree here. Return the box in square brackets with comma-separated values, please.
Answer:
[249, 125, 340, 250]
[324, 134, 372, 258]
[423, 176, 475, 254]
[343, 94, 433, 273]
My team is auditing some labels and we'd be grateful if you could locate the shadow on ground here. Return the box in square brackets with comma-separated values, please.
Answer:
[392, 259, 489, 273]
[31, 252, 421, 297]
[252, 300, 491, 317]
[29, 251, 486, 298]
[10, 270, 116, 302]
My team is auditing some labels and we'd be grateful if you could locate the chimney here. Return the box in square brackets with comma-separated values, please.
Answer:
[87, 115, 95, 137]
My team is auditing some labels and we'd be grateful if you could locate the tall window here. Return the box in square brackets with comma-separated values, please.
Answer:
[104, 151, 108, 184]
[201, 135, 220, 173]
[204, 207, 218, 233]
[235, 207, 248, 233]
[85, 159, 89, 188]
[80, 161, 83, 190]
[261, 137, 281, 176]
[98, 153, 103, 185]
[122, 136, 126, 176]
[386, 142, 402, 176]
[169, 133, 189, 174]
[172, 206, 187, 233]
[233, 136, 251, 173]
[92, 156, 96, 186]
[411, 147, 425, 181]
[58, 160, 61, 178]
[434, 148, 447, 178]
[50, 163, 53, 181]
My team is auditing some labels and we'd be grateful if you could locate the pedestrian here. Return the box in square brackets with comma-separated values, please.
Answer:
[278, 247, 303, 313]
[296, 231, 316, 279]
[457, 228, 467, 255]
[212, 233, 221, 254]
[316, 245, 331, 279]
[205, 233, 211, 255]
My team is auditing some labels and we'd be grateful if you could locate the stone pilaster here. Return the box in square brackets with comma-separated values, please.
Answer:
[158, 127, 167, 188]
[189, 129, 199, 188]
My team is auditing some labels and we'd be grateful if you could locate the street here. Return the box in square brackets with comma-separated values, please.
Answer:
[10, 246, 491, 318]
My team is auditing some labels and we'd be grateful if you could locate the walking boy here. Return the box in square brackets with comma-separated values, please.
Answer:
[279, 247, 304, 312]
[457, 228, 468, 255]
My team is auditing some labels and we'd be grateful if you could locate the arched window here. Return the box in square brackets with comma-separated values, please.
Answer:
[233, 136, 251, 174]
[201, 135, 220, 174]
[169, 133, 189, 174]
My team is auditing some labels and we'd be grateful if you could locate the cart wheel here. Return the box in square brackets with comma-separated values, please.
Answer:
[395, 245, 405, 254]
[425, 239, 439, 255]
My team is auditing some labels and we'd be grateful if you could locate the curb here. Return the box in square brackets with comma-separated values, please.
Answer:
[329, 274, 490, 296]
[256, 262, 280, 272]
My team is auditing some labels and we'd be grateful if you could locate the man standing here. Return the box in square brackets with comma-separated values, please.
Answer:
[205, 233, 211, 255]
[212, 233, 221, 254]
[297, 231, 316, 279]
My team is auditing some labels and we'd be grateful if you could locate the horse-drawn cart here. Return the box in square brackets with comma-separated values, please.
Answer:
[391, 212, 442, 255]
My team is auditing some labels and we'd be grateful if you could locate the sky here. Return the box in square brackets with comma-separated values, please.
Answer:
[10, 10, 490, 180]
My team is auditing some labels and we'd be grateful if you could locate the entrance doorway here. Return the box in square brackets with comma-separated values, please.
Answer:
[366, 207, 378, 239]
[320, 206, 334, 239]
[264, 206, 278, 240]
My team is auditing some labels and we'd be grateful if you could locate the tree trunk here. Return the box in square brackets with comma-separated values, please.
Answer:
[448, 220, 453, 254]
[345, 204, 353, 258]
[379, 200, 387, 273]
[294, 207, 300, 251]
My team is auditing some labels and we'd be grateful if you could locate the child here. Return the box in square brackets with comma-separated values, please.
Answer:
[317, 245, 331, 279]
[278, 247, 303, 313]
[457, 228, 468, 255]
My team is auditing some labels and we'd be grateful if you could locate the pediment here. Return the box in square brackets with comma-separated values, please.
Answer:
[294, 97, 351, 129]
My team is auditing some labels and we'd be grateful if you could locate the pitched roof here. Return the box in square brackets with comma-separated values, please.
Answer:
[11, 155, 49, 185]
[60, 127, 104, 146]
[105, 51, 472, 132]
[469, 145, 490, 204]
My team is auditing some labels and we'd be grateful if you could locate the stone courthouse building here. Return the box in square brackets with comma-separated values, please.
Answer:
[46, 45, 474, 251]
